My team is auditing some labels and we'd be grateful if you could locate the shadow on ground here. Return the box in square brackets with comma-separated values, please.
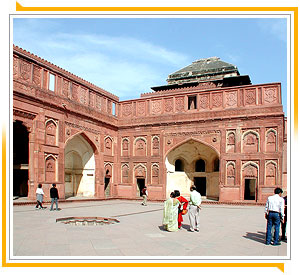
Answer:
[243, 231, 266, 244]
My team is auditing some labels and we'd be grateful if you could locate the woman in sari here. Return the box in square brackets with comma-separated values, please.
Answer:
[163, 192, 180, 232]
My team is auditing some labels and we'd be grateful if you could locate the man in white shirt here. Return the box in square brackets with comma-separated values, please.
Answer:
[265, 188, 285, 245]
[188, 185, 202, 232]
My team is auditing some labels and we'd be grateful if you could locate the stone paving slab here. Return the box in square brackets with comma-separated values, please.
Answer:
[12, 200, 288, 258]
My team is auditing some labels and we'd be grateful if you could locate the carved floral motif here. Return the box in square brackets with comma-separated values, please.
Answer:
[245, 89, 256, 105]
[137, 101, 146, 116]
[164, 98, 173, 113]
[32, 65, 41, 87]
[123, 104, 132, 117]
[212, 93, 222, 108]
[226, 91, 237, 107]
[152, 100, 162, 114]
[175, 97, 184, 112]
[199, 94, 209, 109]
[264, 88, 277, 103]
[20, 60, 31, 82]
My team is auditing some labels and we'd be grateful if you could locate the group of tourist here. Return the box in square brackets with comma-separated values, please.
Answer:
[162, 185, 202, 232]
[35, 183, 60, 211]
[264, 187, 287, 245]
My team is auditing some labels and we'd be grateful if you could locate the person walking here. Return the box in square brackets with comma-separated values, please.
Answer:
[35, 184, 46, 209]
[141, 186, 148, 206]
[265, 187, 285, 245]
[188, 185, 202, 232]
[174, 190, 188, 229]
[50, 184, 59, 211]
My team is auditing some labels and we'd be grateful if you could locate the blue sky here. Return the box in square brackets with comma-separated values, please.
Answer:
[13, 17, 287, 114]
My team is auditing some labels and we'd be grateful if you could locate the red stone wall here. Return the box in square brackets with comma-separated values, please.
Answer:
[13, 45, 287, 203]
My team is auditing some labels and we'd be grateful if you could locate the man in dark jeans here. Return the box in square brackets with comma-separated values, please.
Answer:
[50, 184, 60, 211]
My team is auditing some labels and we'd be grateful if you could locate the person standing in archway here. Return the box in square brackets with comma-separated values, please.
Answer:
[174, 190, 188, 229]
[141, 186, 148, 206]
[188, 185, 202, 232]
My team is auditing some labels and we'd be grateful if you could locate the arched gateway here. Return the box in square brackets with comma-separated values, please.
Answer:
[165, 139, 220, 199]
[64, 133, 96, 198]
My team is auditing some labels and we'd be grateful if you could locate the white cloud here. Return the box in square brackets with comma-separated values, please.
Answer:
[13, 25, 189, 99]
[257, 19, 287, 42]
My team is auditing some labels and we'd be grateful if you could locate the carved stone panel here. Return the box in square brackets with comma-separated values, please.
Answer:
[199, 94, 209, 109]
[266, 130, 276, 152]
[72, 83, 79, 102]
[152, 164, 159, 184]
[212, 93, 223, 108]
[45, 120, 57, 146]
[122, 103, 132, 117]
[164, 98, 173, 113]
[226, 131, 236, 153]
[135, 164, 146, 178]
[137, 101, 146, 117]
[266, 161, 277, 186]
[104, 137, 113, 156]
[32, 65, 42, 87]
[45, 155, 56, 182]
[152, 136, 159, 156]
[242, 163, 258, 178]
[245, 89, 256, 106]
[226, 162, 235, 185]
[225, 91, 237, 108]
[122, 164, 129, 183]
[62, 79, 70, 98]
[13, 56, 19, 78]
[243, 131, 259, 153]
[95, 95, 101, 111]
[122, 138, 129, 157]
[264, 87, 278, 104]
[175, 97, 184, 112]
[152, 100, 162, 115]
[79, 86, 88, 104]
[20, 60, 31, 82]
[135, 138, 146, 157]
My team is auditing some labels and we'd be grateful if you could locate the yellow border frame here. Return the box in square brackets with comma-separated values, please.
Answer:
[4, 3, 297, 272]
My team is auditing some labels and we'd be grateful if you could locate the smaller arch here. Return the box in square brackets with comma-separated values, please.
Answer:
[242, 130, 260, 153]
[242, 161, 259, 170]
[195, 159, 206, 172]
[242, 130, 260, 141]
[104, 163, 113, 178]
[175, 159, 184, 172]
[64, 131, 98, 154]
[134, 137, 147, 156]
[121, 163, 129, 183]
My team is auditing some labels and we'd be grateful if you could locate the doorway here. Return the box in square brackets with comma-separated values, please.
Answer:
[194, 177, 206, 196]
[244, 179, 256, 200]
[13, 121, 29, 197]
[137, 178, 145, 197]
[104, 177, 110, 197]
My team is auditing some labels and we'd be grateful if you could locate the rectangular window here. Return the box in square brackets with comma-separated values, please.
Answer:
[112, 103, 116, 116]
[188, 96, 197, 110]
[49, 73, 55, 91]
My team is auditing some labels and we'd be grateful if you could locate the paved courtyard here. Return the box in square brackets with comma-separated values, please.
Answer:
[12, 200, 287, 258]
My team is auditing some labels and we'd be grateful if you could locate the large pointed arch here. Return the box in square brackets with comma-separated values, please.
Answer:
[165, 138, 220, 200]
[64, 131, 97, 198]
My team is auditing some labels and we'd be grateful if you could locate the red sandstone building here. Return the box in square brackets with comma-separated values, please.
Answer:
[13, 45, 287, 203]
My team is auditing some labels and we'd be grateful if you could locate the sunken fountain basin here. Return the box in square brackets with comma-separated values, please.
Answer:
[56, 217, 120, 226]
